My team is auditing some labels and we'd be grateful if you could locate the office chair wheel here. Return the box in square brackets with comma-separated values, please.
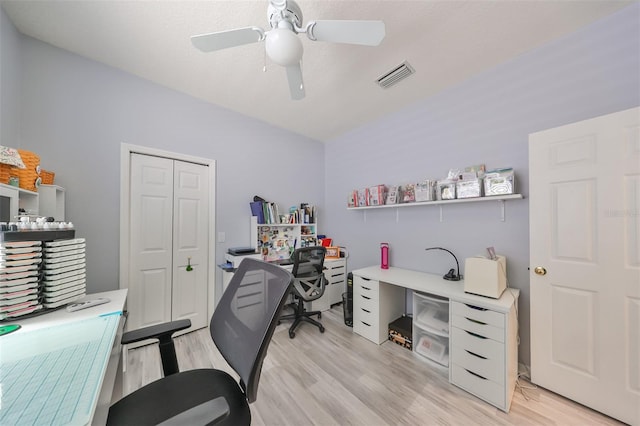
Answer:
[289, 330, 295, 339]
[319, 326, 325, 333]
[318, 313, 322, 319]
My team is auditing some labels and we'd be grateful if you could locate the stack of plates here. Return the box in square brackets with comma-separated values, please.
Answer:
[0, 241, 43, 320]
[42, 238, 87, 308]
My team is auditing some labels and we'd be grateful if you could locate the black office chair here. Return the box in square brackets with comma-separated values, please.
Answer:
[107, 258, 293, 426]
[279, 246, 327, 339]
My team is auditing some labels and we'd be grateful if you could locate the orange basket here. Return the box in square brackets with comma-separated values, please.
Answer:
[0, 164, 12, 184]
[41, 170, 55, 185]
[10, 150, 40, 191]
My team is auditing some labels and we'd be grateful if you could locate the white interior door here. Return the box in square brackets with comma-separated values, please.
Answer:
[128, 154, 174, 330]
[529, 107, 640, 425]
[171, 160, 209, 330]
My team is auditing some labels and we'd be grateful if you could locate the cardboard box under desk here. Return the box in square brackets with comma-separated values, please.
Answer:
[388, 316, 412, 350]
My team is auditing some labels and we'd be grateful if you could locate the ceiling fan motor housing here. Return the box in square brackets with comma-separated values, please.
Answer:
[268, 0, 303, 30]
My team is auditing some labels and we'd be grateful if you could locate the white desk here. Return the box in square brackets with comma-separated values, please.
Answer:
[0, 289, 127, 425]
[352, 266, 519, 412]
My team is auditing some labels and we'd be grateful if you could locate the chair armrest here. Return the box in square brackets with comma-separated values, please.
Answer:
[121, 319, 191, 344]
[121, 319, 191, 377]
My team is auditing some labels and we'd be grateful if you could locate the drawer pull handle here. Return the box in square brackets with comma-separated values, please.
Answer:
[362, 295, 371, 300]
[362, 308, 371, 313]
[465, 304, 488, 311]
[465, 350, 487, 360]
[362, 321, 371, 327]
[465, 330, 487, 339]
[361, 277, 371, 281]
[362, 286, 371, 291]
[465, 369, 488, 380]
[466, 317, 487, 325]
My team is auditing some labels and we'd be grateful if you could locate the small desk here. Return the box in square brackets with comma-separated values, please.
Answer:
[0, 289, 127, 425]
[352, 266, 519, 412]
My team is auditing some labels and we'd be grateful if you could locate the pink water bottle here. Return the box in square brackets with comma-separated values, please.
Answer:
[380, 243, 389, 269]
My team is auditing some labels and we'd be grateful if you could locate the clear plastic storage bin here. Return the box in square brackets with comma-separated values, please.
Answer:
[414, 327, 449, 366]
[413, 291, 449, 335]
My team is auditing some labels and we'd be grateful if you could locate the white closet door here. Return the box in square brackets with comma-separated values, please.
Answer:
[529, 107, 640, 425]
[171, 160, 209, 330]
[128, 154, 174, 330]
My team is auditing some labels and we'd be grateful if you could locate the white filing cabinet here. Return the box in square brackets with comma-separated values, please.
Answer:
[351, 266, 519, 412]
[449, 300, 518, 412]
[325, 258, 347, 306]
[353, 275, 404, 344]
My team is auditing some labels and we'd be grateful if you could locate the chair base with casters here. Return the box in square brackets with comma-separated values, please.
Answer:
[279, 296, 325, 338]
[107, 258, 293, 426]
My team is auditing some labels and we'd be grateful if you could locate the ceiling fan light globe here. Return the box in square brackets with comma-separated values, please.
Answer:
[266, 28, 303, 66]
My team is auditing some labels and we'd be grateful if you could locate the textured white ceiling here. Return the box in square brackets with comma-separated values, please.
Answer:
[1, 0, 632, 141]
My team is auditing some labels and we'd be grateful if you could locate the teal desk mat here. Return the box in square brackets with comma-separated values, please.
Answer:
[0, 314, 119, 425]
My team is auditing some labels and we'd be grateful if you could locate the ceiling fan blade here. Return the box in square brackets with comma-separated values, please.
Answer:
[191, 27, 264, 52]
[307, 20, 385, 46]
[286, 63, 305, 100]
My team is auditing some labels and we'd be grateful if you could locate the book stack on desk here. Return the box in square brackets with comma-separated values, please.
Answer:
[0, 241, 43, 319]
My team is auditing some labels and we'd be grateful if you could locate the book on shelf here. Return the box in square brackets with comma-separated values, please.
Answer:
[250, 201, 282, 224]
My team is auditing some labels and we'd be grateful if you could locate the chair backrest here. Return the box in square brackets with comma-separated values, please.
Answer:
[210, 258, 292, 403]
[291, 246, 327, 301]
[291, 246, 326, 278]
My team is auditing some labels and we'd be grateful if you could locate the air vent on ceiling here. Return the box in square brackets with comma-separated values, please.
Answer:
[376, 61, 415, 89]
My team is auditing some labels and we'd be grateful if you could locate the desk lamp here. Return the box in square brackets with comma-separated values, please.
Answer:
[425, 247, 461, 281]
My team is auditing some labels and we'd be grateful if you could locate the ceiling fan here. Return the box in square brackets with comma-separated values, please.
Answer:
[191, 0, 385, 100]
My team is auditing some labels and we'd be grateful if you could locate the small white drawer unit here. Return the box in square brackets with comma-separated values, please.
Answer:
[325, 258, 347, 306]
[449, 300, 518, 412]
[353, 275, 404, 344]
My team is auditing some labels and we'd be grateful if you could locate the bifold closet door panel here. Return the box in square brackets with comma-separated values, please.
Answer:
[171, 160, 209, 329]
[128, 154, 174, 331]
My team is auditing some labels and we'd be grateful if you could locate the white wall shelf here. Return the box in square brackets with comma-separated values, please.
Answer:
[348, 194, 523, 222]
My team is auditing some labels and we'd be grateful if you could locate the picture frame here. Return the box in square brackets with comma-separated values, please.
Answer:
[325, 246, 340, 259]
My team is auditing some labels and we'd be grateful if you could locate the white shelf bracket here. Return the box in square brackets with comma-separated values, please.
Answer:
[396, 208, 400, 223]
[439, 205, 444, 222]
[363, 210, 367, 223]
[500, 200, 506, 222]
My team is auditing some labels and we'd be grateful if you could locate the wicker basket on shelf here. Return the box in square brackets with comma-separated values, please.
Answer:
[0, 146, 25, 184]
[40, 170, 55, 185]
[11, 150, 40, 191]
[0, 164, 12, 184]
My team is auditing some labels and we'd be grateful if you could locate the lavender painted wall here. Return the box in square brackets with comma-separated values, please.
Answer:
[324, 3, 640, 366]
[0, 8, 21, 145]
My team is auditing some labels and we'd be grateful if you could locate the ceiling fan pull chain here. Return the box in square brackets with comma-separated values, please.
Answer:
[263, 47, 267, 72]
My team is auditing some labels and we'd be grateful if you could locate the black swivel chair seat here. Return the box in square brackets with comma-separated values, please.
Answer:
[279, 246, 327, 339]
[107, 258, 293, 426]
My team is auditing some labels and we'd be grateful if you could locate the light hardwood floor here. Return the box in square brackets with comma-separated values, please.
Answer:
[122, 306, 622, 425]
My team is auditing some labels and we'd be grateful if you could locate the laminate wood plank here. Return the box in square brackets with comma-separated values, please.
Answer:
[121, 306, 623, 425]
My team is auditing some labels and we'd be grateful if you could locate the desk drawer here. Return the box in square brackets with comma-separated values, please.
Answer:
[354, 276, 379, 299]
[451, 326, 504, 362]
[451, 364, 505, 409]
[451, 343, 504, 384]
[451, 314, 504, 342]
[353, 315, 379, 343]
[451, 301, 504, 329]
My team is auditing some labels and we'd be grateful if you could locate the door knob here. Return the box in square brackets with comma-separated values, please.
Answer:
[534, 266, 547, 276]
